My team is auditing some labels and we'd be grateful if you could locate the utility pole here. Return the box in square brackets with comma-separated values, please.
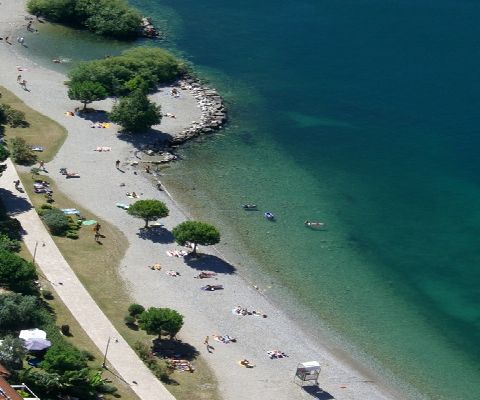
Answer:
[32, 241, 39, 265]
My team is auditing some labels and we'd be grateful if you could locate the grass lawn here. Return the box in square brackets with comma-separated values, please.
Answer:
[0, 86, 67, 162]
[4, 86, 220, 400]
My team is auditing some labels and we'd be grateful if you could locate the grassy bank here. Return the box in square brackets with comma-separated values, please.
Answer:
[0, 87, 67, 163]
[1, 87, 219, 399]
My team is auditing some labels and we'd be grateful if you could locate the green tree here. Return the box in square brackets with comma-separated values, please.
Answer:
[0, 234, 21, 253]
[0, 250, 37, 292]
[109, 90, 162, 132]
[138, 307, 184, 340]
[41, 344, 88, 373]
[10, 137, 37, 165]
[42, 208, 70, 236]
[172, 221, 220, 255]
[0, 293, 45, 333]
[0, 335, 26, 371]
[128, 303, 145, 317]
[67, 80, 108, 110]
[127, 199, 169, 228]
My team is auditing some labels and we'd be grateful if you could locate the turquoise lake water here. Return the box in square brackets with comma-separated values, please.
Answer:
[22, 0, 480, 398]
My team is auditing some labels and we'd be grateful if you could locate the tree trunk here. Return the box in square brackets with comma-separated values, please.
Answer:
[82, 101, 87, 110]
[192, 243, 197, 255]
[144, 219, 149, 228]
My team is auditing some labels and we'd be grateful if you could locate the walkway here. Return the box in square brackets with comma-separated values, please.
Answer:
[0, 159, 175, 400]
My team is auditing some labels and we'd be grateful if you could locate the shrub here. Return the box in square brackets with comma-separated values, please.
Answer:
[124, 315, 136, 326]
[0, 250, 37, 292]
[10, 137, 37, 165]
[0, 335, 26, 371]
[65, 232, 79, 239]
[60, 324, 70, 336]
[133, 341, 171, 382]
[0, 234, 21, 253]
[0, 216, 21, 241]
[42, 289, 54, 300]
[40, 203, 53, 210]
[128, 303, 145, 317]
[42, 208, 70, 236]
[41, 344, 87, 373]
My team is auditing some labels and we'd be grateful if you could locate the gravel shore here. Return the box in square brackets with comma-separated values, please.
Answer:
[0, 2, 400, 399]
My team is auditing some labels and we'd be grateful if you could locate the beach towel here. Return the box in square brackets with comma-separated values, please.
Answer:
[94, 146, 111, 152]
[82, 220, 97, 226]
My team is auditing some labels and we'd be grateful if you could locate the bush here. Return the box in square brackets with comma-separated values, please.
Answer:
[10, 137, 37, 165]
[0, 215, 21, 241]
[0, 234, 21, 253]
[124, 315, 136, 326]
[60, 324, 70, 336]
[133, 341, 171, 382]
[0, 250, 37, 292]
[128, 303, 145, 317]
[40, 203, 53, 210]
[42, 208, 70, 236]
[41, 344, 87, 373]
[65, 232, 79, 239]
[42, 289, 54, 300]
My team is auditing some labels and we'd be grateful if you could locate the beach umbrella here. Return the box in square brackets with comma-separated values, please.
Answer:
[23, 338, 51, 351]
[19, 328, 47, 341]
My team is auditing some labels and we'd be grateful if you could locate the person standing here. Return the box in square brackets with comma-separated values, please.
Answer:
[39, 160, 45, 170]
[115, 160, 120, 169]
[17, 74, 21, 83]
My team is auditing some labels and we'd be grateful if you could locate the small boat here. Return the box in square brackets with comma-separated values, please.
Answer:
[242, 204, 257, 210]
[264, 212, 275, 221]
[304, 220, 325, 229]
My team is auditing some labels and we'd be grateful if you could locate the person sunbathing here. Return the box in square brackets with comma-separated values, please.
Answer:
[239, 359, 255, 368]
[201, 284, 224, 291]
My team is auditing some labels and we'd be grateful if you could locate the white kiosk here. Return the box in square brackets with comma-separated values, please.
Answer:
[294, 361, 321, 387]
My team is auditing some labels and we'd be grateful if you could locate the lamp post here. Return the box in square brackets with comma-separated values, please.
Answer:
[102, 336, 111, 369]
[32, 241, 39, 265]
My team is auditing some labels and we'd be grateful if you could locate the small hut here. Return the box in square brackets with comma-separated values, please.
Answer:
[293, 361, 321, 387]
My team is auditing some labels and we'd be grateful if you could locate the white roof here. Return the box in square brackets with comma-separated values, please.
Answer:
[299, 361, 321, 370]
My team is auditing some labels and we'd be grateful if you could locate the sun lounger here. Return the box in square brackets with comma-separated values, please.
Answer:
[267, 350, 288, 359]
[61, 208, 80, 215]
[66, 172, 80, 178]
[94, 146, 111, 152]
[201, 285, 224, 291]
[31, 146, 44, 152]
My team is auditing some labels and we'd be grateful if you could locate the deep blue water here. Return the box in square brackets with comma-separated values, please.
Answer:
[24, 0, 480, 398]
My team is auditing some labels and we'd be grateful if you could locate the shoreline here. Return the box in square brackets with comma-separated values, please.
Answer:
[0, 2, 403, 399]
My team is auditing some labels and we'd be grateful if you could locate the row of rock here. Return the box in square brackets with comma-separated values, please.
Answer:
[171, 77, 227, 145]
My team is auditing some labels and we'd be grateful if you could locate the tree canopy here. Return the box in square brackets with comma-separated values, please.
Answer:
[127, 199, 169, 227]
[41, 344, 88, 373]
[0, 250, 37, 292]
[138, 307, 184, 339]
[27, 0, 142, 38]
[0, 293, 46, 333]
[0, 335, 26, 371]
[109, 90, 162, 133]
[67, 80, 107, 109]
[172, 221, 220, 254]
[66, 47, 184, 97]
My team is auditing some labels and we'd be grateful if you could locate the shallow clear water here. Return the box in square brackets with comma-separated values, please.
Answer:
[23, 0, 480, 398]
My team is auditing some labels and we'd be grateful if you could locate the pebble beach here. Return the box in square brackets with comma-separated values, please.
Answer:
[0, 1, 401, 399]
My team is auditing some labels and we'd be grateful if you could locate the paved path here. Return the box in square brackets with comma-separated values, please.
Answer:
[0, 159, 175, 400]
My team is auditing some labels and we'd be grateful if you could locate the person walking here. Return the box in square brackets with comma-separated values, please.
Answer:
[39, 160, 45, 171]
[17, 74, 21, 83]
[115, 160, 120, 169]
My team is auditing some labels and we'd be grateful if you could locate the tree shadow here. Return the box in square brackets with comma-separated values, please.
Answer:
[184, 253, 236, 274]
[117, 128, 173, 150]
[301, 385, 335, 399]
[152, 338, 199, 361]
[77, 109, 109, 123]
[0, 187, 33, 216]
[136, 226, 175, 243]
